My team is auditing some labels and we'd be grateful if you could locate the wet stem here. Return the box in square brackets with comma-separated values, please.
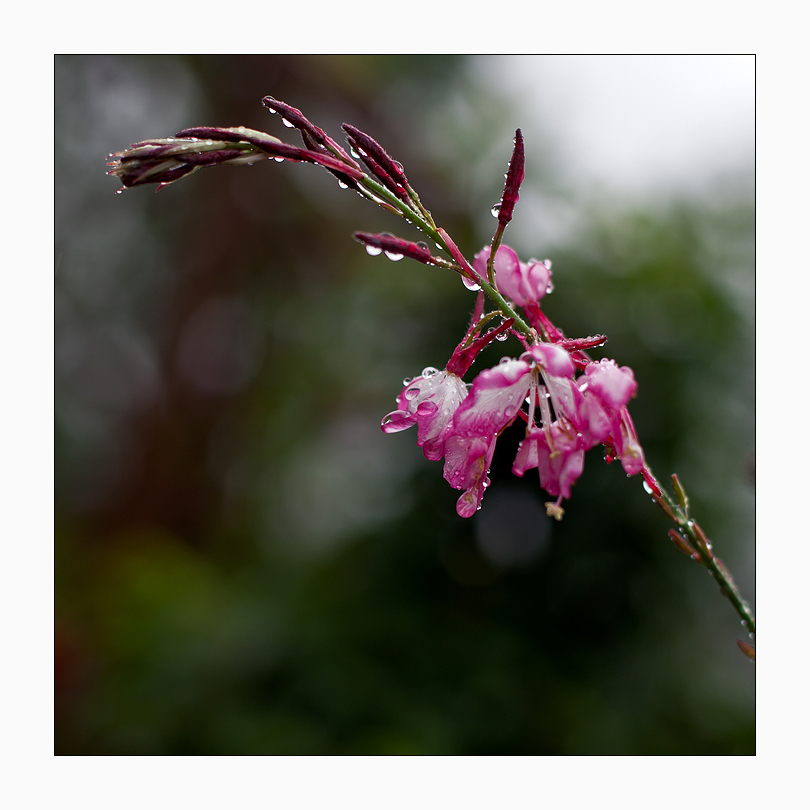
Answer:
[646, 467, 756, 650]
[359, 173, 534, 340]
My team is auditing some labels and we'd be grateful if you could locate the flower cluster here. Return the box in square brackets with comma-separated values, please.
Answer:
[106, 93, 754, 654]
[382, 244, 645, 520]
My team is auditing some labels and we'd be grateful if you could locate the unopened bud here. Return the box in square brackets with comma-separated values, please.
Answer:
[668, 528, 695, 558]
[343, 124, 409, 197]
[557, 334, 608, 352]
[261, 96, 328, 146]
[689, 521, 712, 557]
[353, 232, 435, 264]
[106, 135, 270, 190]
[671, 474, 689, 511]
[497, 128, 524, 226]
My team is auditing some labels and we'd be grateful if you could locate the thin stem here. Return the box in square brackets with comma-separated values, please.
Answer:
[644, 466, 756, 641]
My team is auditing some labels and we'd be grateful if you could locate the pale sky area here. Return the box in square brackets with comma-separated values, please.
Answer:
[475, 55, 754, 199]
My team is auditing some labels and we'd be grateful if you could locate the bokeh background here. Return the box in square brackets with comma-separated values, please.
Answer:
[55, 55, 754, 755]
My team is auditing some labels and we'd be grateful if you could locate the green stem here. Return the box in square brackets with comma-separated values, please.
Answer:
[646, 466, 756, 641]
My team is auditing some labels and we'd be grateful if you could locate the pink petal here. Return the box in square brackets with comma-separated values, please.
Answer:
[451, 360, 531, 437]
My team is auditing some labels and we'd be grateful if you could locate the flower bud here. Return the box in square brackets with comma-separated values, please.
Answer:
[353, 232, 434, 264]
[497, 128, 524, 226]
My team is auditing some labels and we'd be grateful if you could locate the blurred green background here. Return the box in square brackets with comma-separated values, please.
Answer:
[55, 55, 754, 755]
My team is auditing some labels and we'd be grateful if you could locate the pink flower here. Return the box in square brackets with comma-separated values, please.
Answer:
[579, 359, 645, 475]
[512, 424, 585, 501]
[381, 367, 468, 461]
[583, 358, 637, 410]
[451, 345, 575, 440]
[444, 343, 579, 515]
[473, 245, 552, 307]
[443, 433, 498, 517]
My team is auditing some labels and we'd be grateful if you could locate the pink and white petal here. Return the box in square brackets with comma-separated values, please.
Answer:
[526, 343, 575, 378]
[584, 359, 638, 410]
[451, 360, 531, 437]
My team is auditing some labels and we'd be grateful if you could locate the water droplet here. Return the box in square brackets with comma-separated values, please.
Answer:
[642, 480, 653, 495]
[499, 357, 512, 365]
[421, 367, 439, 377]
[495, 331, 509, 342]
[402, 377, 413, 386]
[384, 251, 404, 262]
[545, 281, 555, 295]
[281, 118, 295, 128]
[349, 147, 361, 160]
[490, 203, 502, 218]
[416, 241, 429, 251]
[337, 179, 349, 189]
[365, 245, 383, 256]
[273, 156, 285, 162]
[114, 187, 124, 195]
[404, 386, 420, 401]
[741, 620, 747, 626]
[748, 632, 755, 639]
[205, 140, 214, 146]
[393, 160, 404, 171]
[462, 276, 481, 291]
[267, 107, 277, 114]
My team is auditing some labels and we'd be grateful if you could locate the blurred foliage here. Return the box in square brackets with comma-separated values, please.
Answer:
[55, 55, 753, 755]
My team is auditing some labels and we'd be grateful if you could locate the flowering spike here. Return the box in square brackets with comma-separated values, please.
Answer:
[497, 128, 524, 227]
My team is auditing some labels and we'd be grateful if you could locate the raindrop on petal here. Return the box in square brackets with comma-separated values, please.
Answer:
[281, 118, 295, 128]
[274, 156, 285, 162]
[365, 245, 383, 256]
[384, 251, 405, 262]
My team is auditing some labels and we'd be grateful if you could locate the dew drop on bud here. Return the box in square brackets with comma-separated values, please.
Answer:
[365, 245, 383, 256]
[337, 180, 349, 189]
[115, 188, 124, 195]
[490, 203, 502, 218]
[461, 276, 481, 291]
[416, 241, 429, 251]
[281, 118, 295, 128]
[384, 251, 405, 262]
[642, 479, 653, 495]
[274, 156, 285, 163]
[496, 331, 509, 342]
[267, 107, 277, 114]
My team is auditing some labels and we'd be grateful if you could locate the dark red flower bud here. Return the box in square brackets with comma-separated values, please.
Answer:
[497, 128, 524, 227]
[353, 232, 435, 264]
[261, 96, 328, 146]
[342, 124, 410, 197]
